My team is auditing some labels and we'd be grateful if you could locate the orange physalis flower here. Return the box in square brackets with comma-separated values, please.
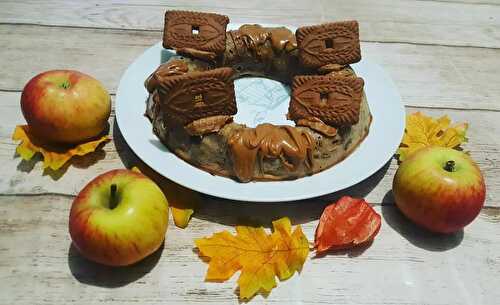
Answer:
[315, 196, 381, 253]
[195, 217, 309, 300]
[12, 125, 109, 171]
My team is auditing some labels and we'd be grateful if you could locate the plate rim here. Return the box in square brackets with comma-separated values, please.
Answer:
[115, 40, 404, 203]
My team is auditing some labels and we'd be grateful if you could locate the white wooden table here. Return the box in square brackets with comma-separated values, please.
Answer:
[1, 1, 499, 304]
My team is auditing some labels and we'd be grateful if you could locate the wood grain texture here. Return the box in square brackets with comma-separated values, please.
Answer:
[0, 194, 499, 305]
[1, 0, 500, 48]
[1, 1, 499, 304]
[1, 91, 498, 206]
[1, 25, 500, 110]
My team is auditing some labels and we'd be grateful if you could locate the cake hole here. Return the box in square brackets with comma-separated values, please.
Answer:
[234, 77, 292, 127]
[324, 38, 334, 49]
[192, 25, 200, 35]
[320, 92, 329, 104]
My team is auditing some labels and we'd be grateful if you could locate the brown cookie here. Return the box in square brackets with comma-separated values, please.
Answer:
[296, 118, 337, 137]
[184, 115, 233, 136]
[296, 21, 361, 68]
[163, 10, 229, 54]
[175, 47, 218, 62]
[289, 74, 364, 126]
[156, 67, 237, 129]
[144, 60, 189, 93]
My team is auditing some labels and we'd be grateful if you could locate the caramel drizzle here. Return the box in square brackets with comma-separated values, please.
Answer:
[237, 24, 297, 60]
[228, 123, 314, 182]
[145, 59, 189, 93]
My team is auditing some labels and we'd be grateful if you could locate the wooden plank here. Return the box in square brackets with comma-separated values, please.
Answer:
[1, 2, 498, 305]
[0, 25, 158, 94]
[0, 194, 498, 305]
[417, 0, 500, 5]
[1, 91, 498, 206]
[361, 42, 500, 111]
[1, 0, 500, 48]
[1, 25, 500, 110]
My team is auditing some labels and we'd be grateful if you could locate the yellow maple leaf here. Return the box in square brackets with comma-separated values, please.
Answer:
[397, 112, 468, 161]
[12, 125, 109, 170]
[163, 182, 198, 229]
[132, 166, 198, 228]
[195, 217, 309, 300]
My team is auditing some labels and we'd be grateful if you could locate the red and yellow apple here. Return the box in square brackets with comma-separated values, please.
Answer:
[69, 169, 169, 266]
[393, 146, 486, 234]
[21, 70, 111, 144]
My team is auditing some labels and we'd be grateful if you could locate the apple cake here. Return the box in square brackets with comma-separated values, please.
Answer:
[144, 10, 372, 182]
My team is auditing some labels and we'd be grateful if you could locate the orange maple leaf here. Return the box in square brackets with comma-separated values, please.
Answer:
[195, 217, 309, 300]
[397, 112, 468, 161]
[12, 125, 109, 170]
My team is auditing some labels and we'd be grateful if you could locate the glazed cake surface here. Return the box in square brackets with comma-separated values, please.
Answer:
[145, 11, 371, 182]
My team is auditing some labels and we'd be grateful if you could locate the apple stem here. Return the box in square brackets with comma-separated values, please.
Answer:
[444, 160, 456, 172]
[60, 80, 71, 89]
[109, 184, 118, 209]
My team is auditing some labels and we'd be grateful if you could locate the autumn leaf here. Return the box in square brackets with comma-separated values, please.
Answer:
[314, 196, 381, 254]
[162, 182, 198, 228]
[397, 112, 468, 161]
[195, 217, 309, 300]
[12, 125, 109, 170]
[132, 166, 198, 228]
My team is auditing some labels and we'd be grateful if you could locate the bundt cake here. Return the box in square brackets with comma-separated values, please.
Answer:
[144, 10, 371, 182]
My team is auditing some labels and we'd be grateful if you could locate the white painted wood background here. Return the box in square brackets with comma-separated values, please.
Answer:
[0, 1, 499, 304]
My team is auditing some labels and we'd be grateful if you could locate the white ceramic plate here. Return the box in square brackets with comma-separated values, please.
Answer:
[116, 26, 405, 202]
